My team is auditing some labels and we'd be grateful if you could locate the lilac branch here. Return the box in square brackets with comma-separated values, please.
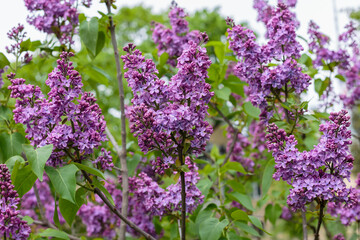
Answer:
[80, 170, 156, 240]
[104, 1, 129, 239]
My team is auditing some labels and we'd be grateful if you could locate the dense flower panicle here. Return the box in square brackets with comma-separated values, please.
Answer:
[0, 164, 31, 239]
[129, 157, 203, 216]
[337, 22, 360, 107]
[152, 6, 201, 66]
[308, 21, 349, 68]
[227, 3, 310, 121]
[122, 37, 213, 165]
[9, 52, 108, 167]
[253, 0, 298, 30]
[327, 174, 360, 226]
[267, 110, 354, 211]
[24, 0, 91, 44]
[21, 176, 65, 225]
[93, 148, 114, 171]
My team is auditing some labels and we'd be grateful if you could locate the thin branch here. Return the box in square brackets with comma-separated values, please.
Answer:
[209, 102, 236, 131]
[301, 211, 308, 240]
[33, 184, 51, 226]
[178, 143, 186, 240]
[81, 170, 156, 240]
[314, 200, 327, 240]
[209, 102, 239, 167]
[105, 127, 122, 161]
[222, 130, 238, 167]
[105, 1, 129, 239]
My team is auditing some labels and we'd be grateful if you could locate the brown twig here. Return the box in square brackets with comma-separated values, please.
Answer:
[209, 102, 239, 167]
[105, 127, 122, 161]
[105, 1, 129, 239]
[301, 211, 308, 240]
[314, 200, 327, 240]
[81, 170, 156, 240]
[178, 140, 186, 240]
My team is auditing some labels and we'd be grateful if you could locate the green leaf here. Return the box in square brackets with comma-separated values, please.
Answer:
[53, 194, 61, 228]
[214, 87, 231, 101]
[0, 52, 10, 68]
[0, 132, 26, 163]
[127, 153, 142, 177]
[22, 216, 34, 225]
[231, 209, 249, 222]
[199, 218, 229, 240]
[95, 31, 105, 56]
[197, 178, 213, 199]
[261, 159, 275, 195]
[229, 192, 255, 211]
[243, 102, 260, 119]
[221, 161, 247, 174]
[5, 155, 25, 173]
[79, 17, 99, 56]
[45, 165, 78, 203]
[13, 165, 37, 197]
[159, 52, 169, 66]
[72, 162, 105, 179]
[20, 38, 31, 52]
[335, 74, 346, 82]
[39, 229, 70, 240]
[234, 222, 261, 237]
[93, 178, 115, 206]
[248, 215, 271, 235]
[265, 203, 282, 225]
[23, 144, 53, 181]
[29, 40, 42, 51]
[59, 188, 87, 226]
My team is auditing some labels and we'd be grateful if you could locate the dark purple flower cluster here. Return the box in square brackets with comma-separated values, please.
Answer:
[5, 24, 32, 64]
[129, 157, 203, 216]
[308, 21, 349, 68]
[0, 164, 31, 239]
[9, 52, 110, 168]
[266, 110, 354, 211]
[253, 0, 298, 30]
[122, 36, 213, 165]
[24, 0, 91, 44]
[227, 3, 310, 121]
[21, 176, 65, 225]
[152, 5, 201, 66]
[280, 206, 293, 220]
[327, 174, 360, 226]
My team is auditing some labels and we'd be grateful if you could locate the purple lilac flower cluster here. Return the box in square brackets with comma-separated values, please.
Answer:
[327, 173, 360, 226]
[227, 3, 310, 121]
[0, 68, 4, 89]
[0, 164, 31, 239]
[266, 110, 354, 211]
[122, 35, 213, 166]
[152, 5, 201, 66]
[129, 157, 203, 216]
[9, 52, 111, 168]
[24, 0, 91, 45]
[253, 0, 298, 31]
[338, 22, 360, 107]
[79, 178, 158, 239]
[5, 24, 32, 64]
[308, 21, 349, 69]
[21, 176, 65, 224]
[333, 234, 346, 240]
